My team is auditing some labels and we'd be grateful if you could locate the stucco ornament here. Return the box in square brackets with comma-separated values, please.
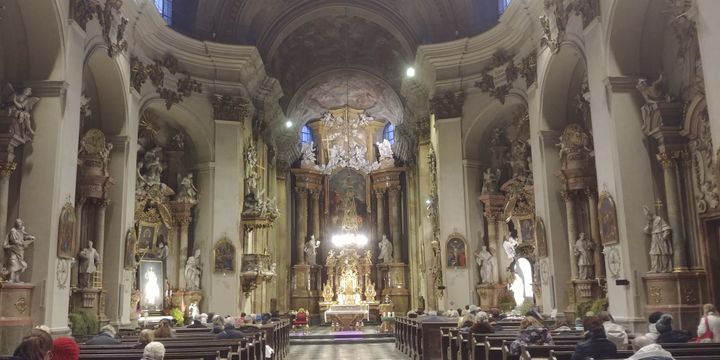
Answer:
[300, 141, 318, 169]
[2, 84, 39, 143]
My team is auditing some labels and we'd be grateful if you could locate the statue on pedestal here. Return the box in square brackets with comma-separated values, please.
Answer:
[2, 84, 39, 143]
[643, 206, 673, 273]
[304, 235, 320, 265]
[378, 235, 394, 263]
[185, 249, 202, 290]
[475, 246, 495, 284]
[502, 236, 518, 271]
[573, 233, 595, 280]
[300, 141, 317, 169]
[78, 241, 101, 288]
[2, 219, 35, 283]
[176, 173, 198, 204]
[376, 139, 395, 168]
[481, 168, 501, 195]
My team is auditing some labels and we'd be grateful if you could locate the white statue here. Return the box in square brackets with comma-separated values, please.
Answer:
[573, 233, 595, 280]
[78, 241, 101, 288]
[157, 240, 169, 276]
[187, 303, 199, 320]
[327, 143, 343, 169]
[643, 206, 673, 273]
[2, 219, 35, 283]
[176, 173, 198, 204]
[475, 246, 495, 284]
[300, 141, 317, 169]
[185, 249, 202, 290]
[2, 84, 39, 142]
[636, 74, 673, 104]
[143, 146, 164, 185]
[377, 139, 394, 160]
[100, 142, 113, 177]
[378, 235, 394, 263]
[502, 236, 518, 262]
[244, 144, 259, 194]
[304, 235, 320, 265]
[481, 168, 501, 195]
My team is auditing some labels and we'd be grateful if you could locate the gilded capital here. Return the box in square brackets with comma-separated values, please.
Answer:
[309, 189, 321, 200]
[560, 189, 574, 201]
[0, 162, 17, 178]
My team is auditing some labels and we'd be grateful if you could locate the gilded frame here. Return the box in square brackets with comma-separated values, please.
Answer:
[598, 191, 619, 245]
[214, 237, 236, 273]
[517, 215, 535, 245]
[446, 232, 468, 268]
[535, 216, 547, 257]
[137, 221, 160, 251]
[57, 202, 77, 259]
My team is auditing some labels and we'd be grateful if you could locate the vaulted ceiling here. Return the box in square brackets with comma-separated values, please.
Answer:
[172, 0, 500, 105]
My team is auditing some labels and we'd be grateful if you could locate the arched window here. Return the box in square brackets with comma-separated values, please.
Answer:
[383, 123, 395, 144]
[498, 0, 512, 15]
[154, 0, 172, 24]
[300, 125, 313, 144]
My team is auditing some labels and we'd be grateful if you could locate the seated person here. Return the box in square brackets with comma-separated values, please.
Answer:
[509, 316, 553, 355]
[469, 312, 495, 335]
[697, 303, 720, 343]
[570, 316, 618, 360]
[598, 311, 628, 348]
[141, 341, 165, 360]
[153, 319, 175, 339]
[52, 336, 79, 360]
[627, 335, 674, 360]
[211, 315, 224, 334]
[646, 311, 663, 341]
[85, 325, 121, 345]
[215, 317, 245, 339]
[655, 314, 690, 344]
[13, 329, 53, 360]
[134, 329, 155, 349]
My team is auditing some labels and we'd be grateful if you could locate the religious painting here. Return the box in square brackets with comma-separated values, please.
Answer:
[598, 191, 619, 245]
[214, 237, 236, 273]
[446, 233, 467, 268]
[518, 216, 535, 244]
[328, 168, 369, 235]
[138, 221, 159, 250]
[57, 202, 77, 259]
[139, 260, 164, 312]
[535, 216, 547, 257]
[124, 229, 138, 270]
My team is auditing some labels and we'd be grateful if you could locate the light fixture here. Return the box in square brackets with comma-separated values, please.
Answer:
[406, 67, 416, 78]
[331, 233, 369, 248]
[285, 120, 293, 128]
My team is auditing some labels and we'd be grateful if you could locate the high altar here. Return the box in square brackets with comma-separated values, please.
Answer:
[321, 249, 376, 330]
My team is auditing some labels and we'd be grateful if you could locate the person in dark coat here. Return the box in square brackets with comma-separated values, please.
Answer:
[85, 325, 121, 345]
[570, 316, 618, 360]
[215, 317, 245, 339]
[655, 314, 690, 344]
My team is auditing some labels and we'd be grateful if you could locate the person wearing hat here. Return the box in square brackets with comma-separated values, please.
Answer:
[655, 314, 690, 344]
[52, 337, 79, 360]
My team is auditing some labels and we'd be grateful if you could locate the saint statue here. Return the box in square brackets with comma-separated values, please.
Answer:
[304, 235, 320, 265]
[643, 206, 673, 273]
[143, 146, 163, 186]
[2, 219, 35, 283]
[503, 236, 518, 272]
[144, 266, 161, 307]
[157, 240, 169, 278]
[378, 235, 394, 263]
[573, 233, 595, 280]
[78, 241, 101, 288]
[2, 84, 39, 142]
[300, 141, 317, 169]
[185, 249, 202, 290]
[481, 168, 501, 195]
[475, 246, 495, 284]
[176, 173, 198, 204]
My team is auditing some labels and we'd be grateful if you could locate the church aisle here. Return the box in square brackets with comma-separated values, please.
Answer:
[287, 343, 402, 360]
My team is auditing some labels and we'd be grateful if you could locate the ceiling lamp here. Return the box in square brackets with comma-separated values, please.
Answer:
[406, 67, 416, 78]
[331, 233, 369, 248]
[285, 120, 293, 128]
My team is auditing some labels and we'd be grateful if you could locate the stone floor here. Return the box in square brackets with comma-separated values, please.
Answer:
[287, 342, 403, 359]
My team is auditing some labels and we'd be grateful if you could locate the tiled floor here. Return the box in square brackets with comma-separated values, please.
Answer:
[287, 342, 403, 359]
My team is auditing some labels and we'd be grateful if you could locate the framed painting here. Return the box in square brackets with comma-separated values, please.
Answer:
[57, 202, 77, 259]
[138, 259, 164, 312]
[137, 221, 160, 251]
[535, 216, 547, 257]
[598, 191, 619, 245]
[517, 216, 535, 244]
[446, 233, 467, 268]
[214, 237, 236, 273]
[124, 229, 138, 270]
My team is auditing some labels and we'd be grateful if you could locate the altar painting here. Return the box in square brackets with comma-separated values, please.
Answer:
[328, 168, 369, 234]
[139, 260, 164, 312]
[446, 235, 467, 268]
[57, 202, 77, 259]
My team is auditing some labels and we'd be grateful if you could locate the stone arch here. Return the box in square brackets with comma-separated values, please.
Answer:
[462, 94, 528, 163]
[81, 44, 129, 136]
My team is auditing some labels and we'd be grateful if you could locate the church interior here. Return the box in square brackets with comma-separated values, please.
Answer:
[2, 0, 720, 359]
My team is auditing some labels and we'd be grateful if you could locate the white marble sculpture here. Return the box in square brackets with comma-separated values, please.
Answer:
[143, 146, 164, 186]
[304, 235, 320, 265]
[300, 141, 317, 169]
[643, 206, 673, 273]
[376, 139, 395, 168]
[502, 236, 518, 262]
[185, 249, 202, 290]
[378, 235, 394, 263]
[177, 173, 198, 204]
[78, 241, 101, 288]
[3, 84, 39, 143]
[573, 233, 595, 280]
[2, 219, 35, 283]
[244, 144, 259, 194]
[475, 246, 495, 284]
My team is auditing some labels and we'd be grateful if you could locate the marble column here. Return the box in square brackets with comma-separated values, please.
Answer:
[376, 189, 386, 239]
[95, 199, 108, 285]
[484, 212, 501, 283]
[388, 186, 401, 262]
[178, 218, 190, 289]
[562, 190, 578, 279]
[296, 187, 308, 264]
[586, 188, 605, 279]
[0, 163, 16, 261]
[310, 190, 321, 243]
[657, 151, 688, 271]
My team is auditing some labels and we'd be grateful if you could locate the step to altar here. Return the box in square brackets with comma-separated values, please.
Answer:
[290, 327, 394, 345]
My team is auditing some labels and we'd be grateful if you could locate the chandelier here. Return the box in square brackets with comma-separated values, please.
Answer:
[331, 233, 368, 248]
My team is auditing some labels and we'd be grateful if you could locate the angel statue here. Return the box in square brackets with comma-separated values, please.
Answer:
[176, 173, 198, 204]
[2, 84, 40, 143]
[300, 141, 317, 169]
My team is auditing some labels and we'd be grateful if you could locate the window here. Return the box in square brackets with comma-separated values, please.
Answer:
[383, 123, 395, 144]
[300, 125, 313, 144]
[498, 0, 512, 15]
[154, 0, 172, 25]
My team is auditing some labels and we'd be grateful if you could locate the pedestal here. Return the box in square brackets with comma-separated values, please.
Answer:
[643, 272, 707, 332]
[380, 263, 410, 314]
[130, 290, 141, 323]
[290, 264, 321, 315]
[573, 279, 603, 302]
[475, 283, 506, 309]
[0, 282, 33, 355]
[71, 288, 101, 311]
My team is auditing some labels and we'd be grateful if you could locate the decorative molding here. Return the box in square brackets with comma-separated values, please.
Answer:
[474, 50, 537, 104]
[129, 54, 202, 109]
[430, 91, 465, 119]
[211, 94, 250, 122]
[604, 76, 640, 94]
[21, 81, 69, 98]
[540, 0, 599, 53]
[71, 0, 128, 57]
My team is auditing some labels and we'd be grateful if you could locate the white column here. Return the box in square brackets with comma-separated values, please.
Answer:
[696, 0, 720, 155]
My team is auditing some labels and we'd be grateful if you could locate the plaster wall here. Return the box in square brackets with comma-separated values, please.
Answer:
[696, 0, 720, 156]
